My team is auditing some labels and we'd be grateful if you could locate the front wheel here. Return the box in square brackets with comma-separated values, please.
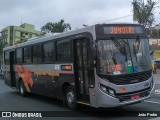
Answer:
[19, 80, 28, 97]
[65, 86, 77, 109]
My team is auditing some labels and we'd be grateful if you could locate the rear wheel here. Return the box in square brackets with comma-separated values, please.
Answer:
[19, 80, 28, 97]
[65, 86, 77, 109]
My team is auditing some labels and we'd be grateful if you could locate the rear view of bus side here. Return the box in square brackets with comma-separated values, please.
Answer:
[3, 23, 154, 109]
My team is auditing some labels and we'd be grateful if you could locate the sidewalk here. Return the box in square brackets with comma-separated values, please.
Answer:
[153, 69, 160, 84]
[153, 73, 160, 84]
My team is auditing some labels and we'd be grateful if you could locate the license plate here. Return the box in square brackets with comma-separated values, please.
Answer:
[130, 93, 140, 100]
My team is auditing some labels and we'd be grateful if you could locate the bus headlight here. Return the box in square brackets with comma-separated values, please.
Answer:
[108, 89, 115, 95]
[99, 84, 115, 97]
[100, 85, 107, 93]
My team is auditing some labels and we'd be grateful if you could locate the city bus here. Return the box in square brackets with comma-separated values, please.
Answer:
[3, 23, 154, 109]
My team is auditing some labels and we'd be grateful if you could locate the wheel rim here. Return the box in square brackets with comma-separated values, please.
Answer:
[67, 91, 75, 105]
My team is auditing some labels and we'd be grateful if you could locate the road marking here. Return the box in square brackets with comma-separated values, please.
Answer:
[149, 117, 160, 120]
[144, 100, 160, 104]
[155, 89, 160, 94]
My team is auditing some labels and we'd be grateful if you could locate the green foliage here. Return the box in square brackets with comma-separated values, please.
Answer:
[151, 29, 158, 38]
[149, 29, 160, 38]
[132, 0, 159, 28]
[158, 29, 160, 38]
[41, 19, 71, 33]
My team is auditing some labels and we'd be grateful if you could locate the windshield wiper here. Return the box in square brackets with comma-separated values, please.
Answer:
[111, 38, 127, 55]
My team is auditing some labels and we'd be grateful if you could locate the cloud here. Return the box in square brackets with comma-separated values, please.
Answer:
[0, 0, 159, 31]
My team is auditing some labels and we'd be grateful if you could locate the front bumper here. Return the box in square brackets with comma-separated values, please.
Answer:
[97, 83, 155, 108]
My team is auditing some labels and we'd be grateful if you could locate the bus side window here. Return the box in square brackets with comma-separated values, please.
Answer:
[56, 40, 71, 62]
[16, 48, 22, 64]
[4, 51, 9, 65]
[32, 45, 37, 64]
[23, 46, 31, 64]
[43, 41, 55, 63]
[32, 44, 42, 64]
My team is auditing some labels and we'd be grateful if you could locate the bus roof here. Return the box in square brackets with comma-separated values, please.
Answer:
[4, 25, 96, 51]
[3, 23, 143, 51]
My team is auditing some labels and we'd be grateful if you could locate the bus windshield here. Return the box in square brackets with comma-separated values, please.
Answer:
[97, 38, 152, 75]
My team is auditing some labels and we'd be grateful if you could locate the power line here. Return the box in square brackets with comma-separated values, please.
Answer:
[87, 14, 133, 28]
[85, 5, 160, 28]
[97, 5, 160, 24]
[98, 14, 132, 23]
[93, 14, 133, 25]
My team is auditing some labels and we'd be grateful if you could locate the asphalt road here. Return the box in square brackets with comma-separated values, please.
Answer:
[0, 76, 160, 120]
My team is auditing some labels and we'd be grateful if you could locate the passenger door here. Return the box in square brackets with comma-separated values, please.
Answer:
[9, 51, 16, 87]
[74, 38, 90, 102]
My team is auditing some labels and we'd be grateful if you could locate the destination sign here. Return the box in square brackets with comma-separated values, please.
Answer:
[103, 26, 143, 34]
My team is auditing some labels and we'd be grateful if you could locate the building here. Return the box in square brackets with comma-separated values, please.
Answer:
[1, 23, 43, 46]
[154, 24, 160, 30]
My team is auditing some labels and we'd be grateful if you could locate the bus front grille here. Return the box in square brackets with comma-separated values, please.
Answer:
[109, 70, 152, 85]
[116, 87, 151, 102]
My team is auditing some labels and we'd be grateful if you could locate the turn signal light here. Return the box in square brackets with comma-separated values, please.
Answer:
[119, 87, 126, 92]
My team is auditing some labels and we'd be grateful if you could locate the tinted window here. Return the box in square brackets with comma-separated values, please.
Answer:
[57, 40, 71, 62]
[32, 45, 37, 64]
[4, 51, 9, 65]
[43, 42, 55, 63]
[32, 44, 42, 64]
[23, 46, 31, 64]
[16, 48, 22, 64]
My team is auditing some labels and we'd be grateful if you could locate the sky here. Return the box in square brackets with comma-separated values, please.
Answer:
[0, 0, 160, 31]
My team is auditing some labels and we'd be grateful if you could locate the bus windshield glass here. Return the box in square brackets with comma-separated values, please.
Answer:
[97, 38, 152, 75]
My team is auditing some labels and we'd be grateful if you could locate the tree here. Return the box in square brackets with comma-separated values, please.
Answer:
[132, 0, 159, 28]
[158, 29, 160, 38]
[41, 19, 71, 34]
[151, 29, 158, 38]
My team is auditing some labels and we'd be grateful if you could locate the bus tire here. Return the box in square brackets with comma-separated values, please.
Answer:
[65, 86, 77, 109]
[19, 80, 28, 97]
